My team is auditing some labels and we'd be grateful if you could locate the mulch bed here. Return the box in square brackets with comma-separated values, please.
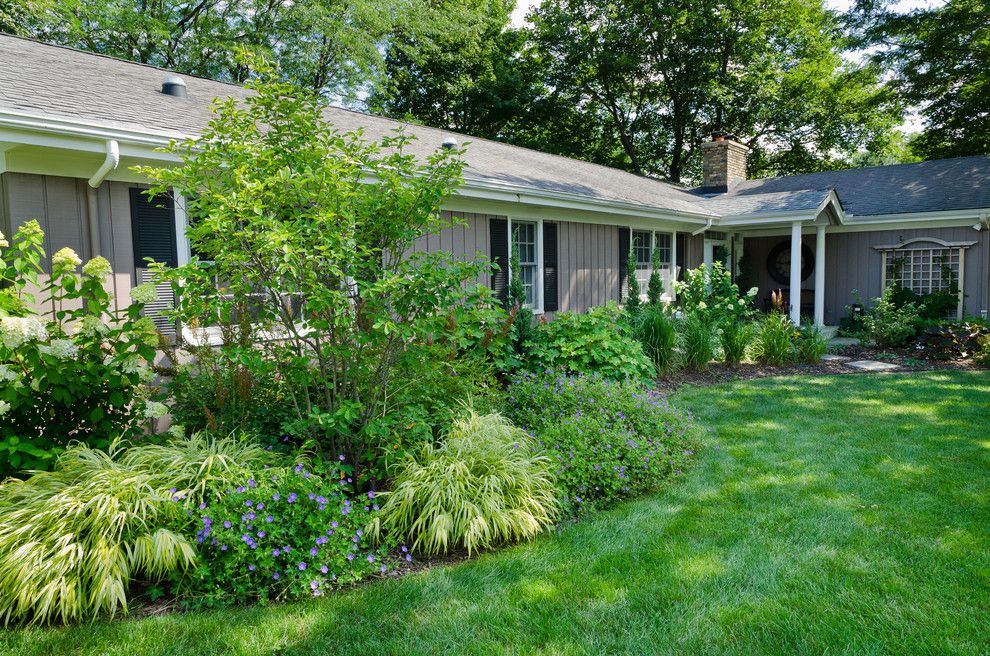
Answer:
[654, 344, 984, 395]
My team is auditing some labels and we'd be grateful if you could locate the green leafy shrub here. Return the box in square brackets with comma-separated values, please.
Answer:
[0, 222, 160, 476]
[679, 312, 715, 370]
[505, 372, 698, 513]
[864, 286, 921, 348]
[140, 56, 492, 483]
[794, 324, 827, 363]
[529, 302, 653, 381]
[179, 464, 384, 606]
[0, 433, 267, 625]
[168, 347, 294, 439]
[916, 321, 990, 359]
[373, 410, 558, 555]
[720, 318, 753, 367]
[752, 312, 794, 365]
[975, 335, 990, 366]
[637, 304, 677, 374]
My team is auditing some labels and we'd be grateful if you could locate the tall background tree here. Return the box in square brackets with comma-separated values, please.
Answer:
[15, 0, 412, 101]
[851, 0, 990, 160]
[523, 0, 900, 182]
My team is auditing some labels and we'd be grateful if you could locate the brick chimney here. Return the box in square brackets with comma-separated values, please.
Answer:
[701, 131, 748, 192]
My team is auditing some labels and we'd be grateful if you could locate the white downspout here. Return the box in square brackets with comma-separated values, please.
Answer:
[691, 217, 713, 236]
[88, 139, 119, 188]
[86, 140, 119, 258]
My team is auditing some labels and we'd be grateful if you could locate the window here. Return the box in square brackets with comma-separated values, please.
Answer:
[633, 230, 652, 270]
[654, 232, 672, 268]
[512, 221, 539, 308]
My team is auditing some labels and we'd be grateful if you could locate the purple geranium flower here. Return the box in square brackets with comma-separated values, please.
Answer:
[298, 562, 307, 571]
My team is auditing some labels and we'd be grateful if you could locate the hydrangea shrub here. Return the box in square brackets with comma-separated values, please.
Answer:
[178, 463, 395, 606]
[506, 371, 699, 513]
[0, 222, 161, 476]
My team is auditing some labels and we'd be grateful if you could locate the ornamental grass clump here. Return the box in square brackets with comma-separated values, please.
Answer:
[0, 433, 269, 625]
[506, 372, 699, 513]
[373, 410, 558, 555]
[751, 311, 794, 365]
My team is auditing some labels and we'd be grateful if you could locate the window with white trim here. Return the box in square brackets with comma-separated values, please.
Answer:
[512, 221, 539, 309]
[633, 230, 652, 270]
[654, 232, 672, 267]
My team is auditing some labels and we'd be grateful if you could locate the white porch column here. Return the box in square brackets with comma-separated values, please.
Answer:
[814, 225, 825, 327]
[789, 220, 802, 324]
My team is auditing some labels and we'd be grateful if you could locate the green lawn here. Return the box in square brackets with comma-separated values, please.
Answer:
[3, 371, 989, 655]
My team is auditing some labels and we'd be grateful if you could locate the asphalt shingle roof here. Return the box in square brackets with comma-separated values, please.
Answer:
[3, 35, 988, 221]
[719, 158, 990, 217]
[0, 35, 709, 216]
[696, 188, 834, 216]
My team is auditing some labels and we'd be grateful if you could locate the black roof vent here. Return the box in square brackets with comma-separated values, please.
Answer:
[161, 74, 188, 98]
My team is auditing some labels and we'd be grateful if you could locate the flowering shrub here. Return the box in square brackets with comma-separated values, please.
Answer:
[528, 302, 653, 382]
[674, 262, 758, 327]
[0, 222, 160, 476]
[505, 372, 699, 513]
[178, 463, 389, 606]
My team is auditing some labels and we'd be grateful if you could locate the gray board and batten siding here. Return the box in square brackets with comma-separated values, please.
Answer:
[744, 226, 989, 323]
[0, 172, 177, 330]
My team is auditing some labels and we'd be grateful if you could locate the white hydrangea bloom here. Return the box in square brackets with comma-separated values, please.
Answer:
[76, 315, 108, 337]
[738, 299, 746, 306]
[48, 339, 79, 360]
[144, 401, 168, 419]
[0, 400, 10, 416]
[0, 317, 48, 350]
[747, 287, 759, 297]
[0, 230, 8, 248]
[0, 364, 16, 383]
[697, 301, 707, 310]
[82, 256, 113, 281]
[52, 247, 82, 272]
[130, 283, 158, 305]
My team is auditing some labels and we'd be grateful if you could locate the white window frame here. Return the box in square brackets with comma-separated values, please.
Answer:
[507, 217, 544, 314]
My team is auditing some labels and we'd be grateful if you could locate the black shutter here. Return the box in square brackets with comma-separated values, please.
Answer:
[130, 188, 178, 267]
[618, 226, 630, 301]
[130, 188, 178, 339]
[676, 233, 686, 281]
[489, 217, 509, 306]
[542, 221, 558, 312]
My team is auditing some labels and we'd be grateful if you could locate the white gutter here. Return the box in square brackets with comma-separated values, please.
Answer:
[691, 217, 713, 235]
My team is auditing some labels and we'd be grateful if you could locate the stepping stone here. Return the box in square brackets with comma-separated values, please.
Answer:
[845, 359, 900, 372]
[828, 337, 861, 347]
[821, 354, 851, 362]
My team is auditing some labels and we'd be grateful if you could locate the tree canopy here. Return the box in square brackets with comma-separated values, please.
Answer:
[852, 0, 990, 160]
[7, 0, 985, 181]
